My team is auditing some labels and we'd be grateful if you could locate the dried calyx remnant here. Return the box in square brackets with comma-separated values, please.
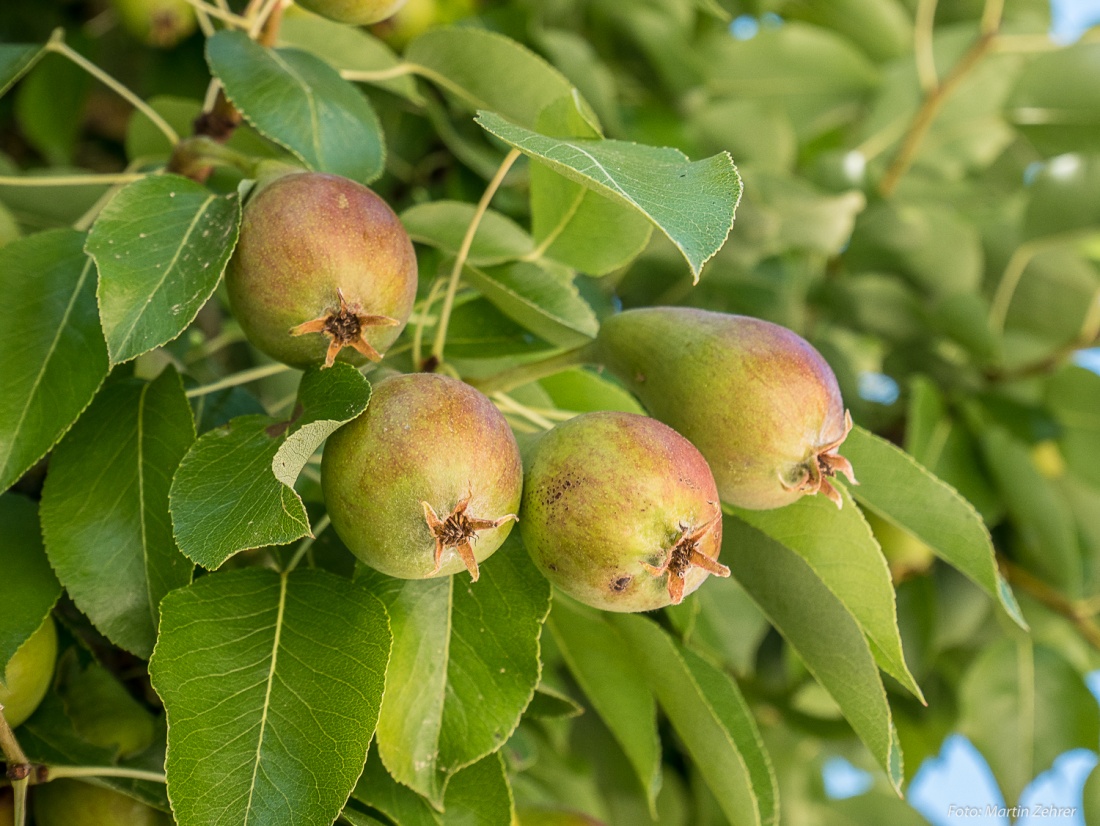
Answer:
[290, 288, 400, 368]
[781, 410, 859, 508]
[422, 492, 518, 582]
[643, 507, 729, 604]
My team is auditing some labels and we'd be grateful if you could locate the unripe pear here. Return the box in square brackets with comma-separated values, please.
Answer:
[110, 0, 197, 47]
[322, 374, 522, 580]
[595, 307, 855, 510]
[520, 412, 728, 612]
[296, 0, 407, 25]
[33, 780, 172, 826]
[226, 172, 417, 368]
[518, 808, 607, 826]
[0, 615, 57, 729]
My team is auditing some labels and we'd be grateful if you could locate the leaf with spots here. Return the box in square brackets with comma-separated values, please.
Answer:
[206, 30, 385, 183]
[149, 567, 391, 826]
[359, 535, 550, 806]
[40, 368, 196, 658]
[475, 110, 742, 280]
[86, 174, 241, 365]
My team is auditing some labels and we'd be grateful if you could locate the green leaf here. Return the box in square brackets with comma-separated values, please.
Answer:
[0, 494, 61, 673]
[475, 110, 741, 280]
[0, 43, 45, 96]
[14, 53, 89, 167]
[977, 425, 1083, 597]
[405, 28, 584, 129]
[959, 639, 1100, 805]
[400, 201, 536, 265]
[842, 425, 1027, 628]
[684, 575, 770, 676]
[40, 369, 195, 658]
[170, 364, 370, 569]
[425, 296, 556, 360]
[538, 368, 645, 415]
[354, 746, 440, 826]
[463, 261, 598, 348]
[206, 30, 385, 182]
[609, 614, 779, 826]
[0, 229, 109, 493]
[365, 538, 550, 805]
[730, 485, 922, 701]
[85, 175, 241, 365]
[279, 16, 422, 103]
[19, 691, 169, 811]
[529, 97, 653, 277]
[524, 685, 584, 720]
[353, 749, 514, 826]
[441, 752, 514, 826]
[1008, 42, 1100, 155]
[1085, 760, 1100, 826]
[149, 568, 391, 826]
[548, 598, 662, 814]
[722, 516, 902, 792]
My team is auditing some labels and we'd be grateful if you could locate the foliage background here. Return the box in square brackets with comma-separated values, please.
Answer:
[3, 0, 1100, 824]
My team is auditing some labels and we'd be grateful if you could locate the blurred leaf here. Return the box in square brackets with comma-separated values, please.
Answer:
[19, 691, 169, 811]
[86, 175, 241, 365]
[785, 0, 911, 62]
[722, 517, 903, 793]
[0, 43, 46, 96]
[206, 30, 384, 182]
[429, 296, 556, 360]
[150, 568, 390, 826]
[0, 230, 109, 492]
[170, 364, 370, 568]
[125, 96, 201, 162]
[610, 613, 779, 826]
[843, 426, 1026, 627]
[747, 171, 865, 256]
[731, 485, 923, 701]
[680, 575, 770, 676]
[0, 494, 61, 673]
[959, 640, 1100, 806]
[401, 200, 535, 265]
[1085, 760, 1100, 826]
[463, 260, 598, 348]
[365, 538, 550, 806]
[477, 111, 740, 279]
[977, 425, 1083, 597]
[279, 16, 422, 103]
[14, 53, 89, 166]
[41, 369, 195, 658]
[1009, 42, 1100, 155]
[1024, 154, 1100, 241]
[61, 662, 156, 758]
[699, 23, 879, 140]
[689, 100, 797, 172]
[1047, 365, 1100, 489]
[549, 598, 661, 814]
[406, 27, 586, 129]
[845, 201, 982, 295]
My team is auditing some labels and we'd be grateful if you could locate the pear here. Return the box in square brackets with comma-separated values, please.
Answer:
[0, 616, 56, 729]
[595, 307, 855, 510]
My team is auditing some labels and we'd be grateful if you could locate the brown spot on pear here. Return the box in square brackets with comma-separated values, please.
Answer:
[226, 172, 417, 368]
[595, 307, 855, 510]
[519, 412, 728, 613]
[322, 374, 522, 580]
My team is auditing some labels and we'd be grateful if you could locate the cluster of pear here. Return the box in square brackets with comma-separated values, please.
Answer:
[225, 172, 856, 612]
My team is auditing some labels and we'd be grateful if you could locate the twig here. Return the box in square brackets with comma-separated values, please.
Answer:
[914, 0, 939, 93]
[878, 0, 1002, 198]
[44, 766, 167, 783]
[184, 363, 294, 398]
[999, 556, 1100, 650]
[46, 33, 179, 146]
[430, 149, 522, 364]
[285, 515, 330, 573]
[0, 172, 148, 187]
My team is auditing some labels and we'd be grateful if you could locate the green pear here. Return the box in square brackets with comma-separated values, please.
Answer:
[110, 0, 196, 47]
[296, 0, 407, 25]
[33, 780, 172, 826]
[0, 616, 57, 729]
